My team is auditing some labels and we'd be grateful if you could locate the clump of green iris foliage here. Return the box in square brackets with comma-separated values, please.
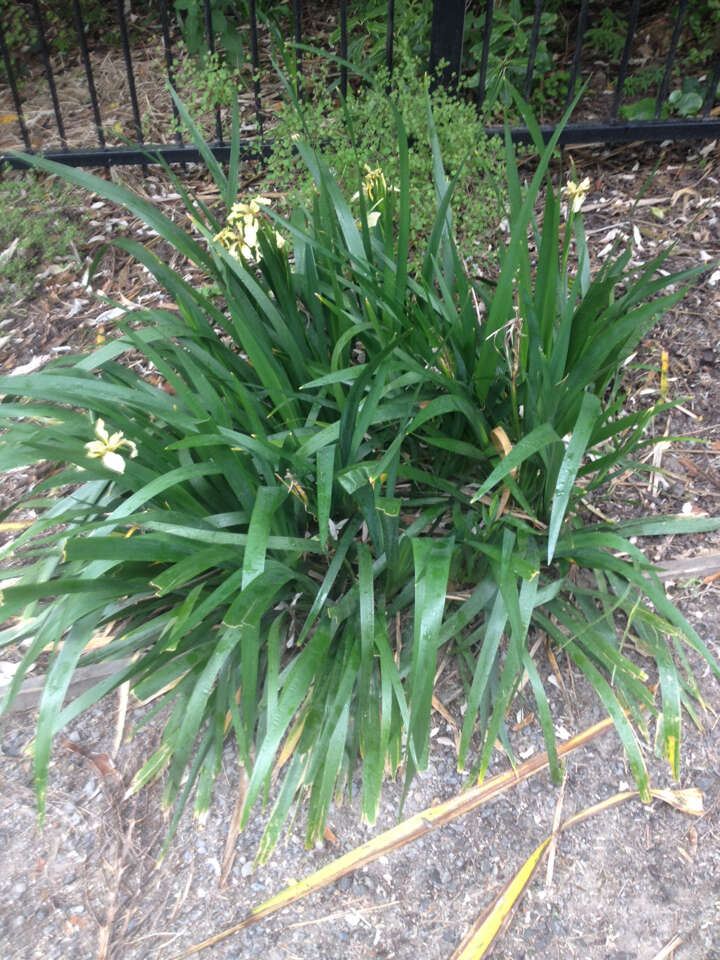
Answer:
[1, 87, 718, 861]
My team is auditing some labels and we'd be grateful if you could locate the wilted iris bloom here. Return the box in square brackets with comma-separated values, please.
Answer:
[352, 165, 394, 229]
[214, 197, 285, 262]
[353, 165, 388, 204]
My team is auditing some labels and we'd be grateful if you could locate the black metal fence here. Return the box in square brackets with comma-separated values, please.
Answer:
[1, 1, 720, 170]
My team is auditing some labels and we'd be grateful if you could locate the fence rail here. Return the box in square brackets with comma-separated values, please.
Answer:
[2, 1, 720, 170]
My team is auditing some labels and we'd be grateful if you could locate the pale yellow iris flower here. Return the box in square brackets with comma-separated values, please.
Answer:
[85, 419, 138, 474]
[562, 177, 591, 214]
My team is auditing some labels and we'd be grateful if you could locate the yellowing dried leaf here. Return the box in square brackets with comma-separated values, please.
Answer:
[652, 787, 704, 816]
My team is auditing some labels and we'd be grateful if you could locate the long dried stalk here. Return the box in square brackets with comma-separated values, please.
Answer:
[168, 716, 614, 959]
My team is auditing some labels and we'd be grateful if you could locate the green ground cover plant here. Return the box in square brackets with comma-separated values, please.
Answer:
[1, 89, 718, 860]
[0, 165, 86, 313]
[170, 42, 250, 125]
[262, 48, 505, 268]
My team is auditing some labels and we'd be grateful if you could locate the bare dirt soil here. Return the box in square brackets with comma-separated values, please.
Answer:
[1, 141, 720, 960]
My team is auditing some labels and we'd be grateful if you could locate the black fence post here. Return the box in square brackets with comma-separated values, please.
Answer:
[71, 0, 106, 154]
[523, 0, 543, 101]
[30, 0, 66, 149]
[339, 0, 348, 100]
[611, 0, 641, 122]
[0, 20, 31, 151]
[428, 0, 465, 91]
[476, 0, 494, 112]
[655, 0, 688, 120]
[565, 0, 589, 110]
[203, 0, 224, 143]
[248, 0, 264, 144]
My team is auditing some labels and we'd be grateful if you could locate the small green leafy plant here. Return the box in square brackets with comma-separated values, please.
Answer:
[172, 0, 278, 67]
[1, 88, 718, 862]
[327, 0, 432, 73]
[668, 76, 718, 117]
[685, 0, 720, 65]
[620, 75, 720, 121]
[170, 42, 249, 130]
[0, 165, 86, 313]
[263, 46, 505, 268]
[584, 7, 628, 62]
[464, 0, 558, 112]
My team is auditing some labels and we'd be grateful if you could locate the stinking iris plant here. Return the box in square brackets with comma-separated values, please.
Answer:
[1, 88, 718, 862]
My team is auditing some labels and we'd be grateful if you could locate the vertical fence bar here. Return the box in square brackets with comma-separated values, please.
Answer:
[385, 0, 395, 75]
[203, 0, 224, 143]
[428, 0, 465, 90]
[157, 0, 185, 151]
[293, 0, 303, 97]
[702, 54, 720, 118]
[248, 0, 263, 143]
[523, 0, 543, 101]
[71, 0, 105, 151]
[611, 0, 640, 122]
[476, 0, 494, 112]
[565, 0, 589, 111]
[203, 0, 213, 50]
[0, 20, 31, 151]
[30, 0, 66, 149]
[339, 0, 348, 100]
[655, 0, 688, 120]
[114, 0, 144, 146]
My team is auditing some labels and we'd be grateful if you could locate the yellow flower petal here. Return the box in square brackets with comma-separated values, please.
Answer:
[94, 418, 109, 443]
[85, 440, 105, 458]
[562, 177, 591, 213]
[102, 451, 126, 473]
[86, 419, 136, 471]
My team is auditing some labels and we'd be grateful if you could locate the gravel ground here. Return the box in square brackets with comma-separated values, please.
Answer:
[1, 617, 719, 960]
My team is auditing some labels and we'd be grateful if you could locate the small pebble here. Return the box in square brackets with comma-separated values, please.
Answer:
[1, 736, 23, 757]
